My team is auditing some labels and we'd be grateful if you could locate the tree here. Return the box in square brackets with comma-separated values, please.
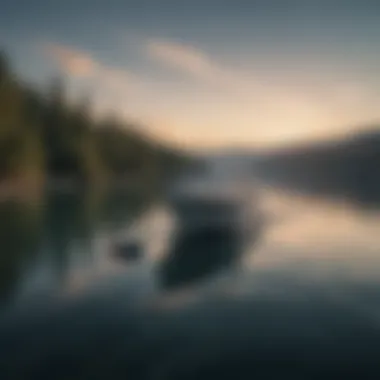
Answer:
[0, 50, 189, 192]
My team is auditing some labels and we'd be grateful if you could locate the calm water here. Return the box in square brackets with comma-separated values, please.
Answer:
[1, 181, 380, 379]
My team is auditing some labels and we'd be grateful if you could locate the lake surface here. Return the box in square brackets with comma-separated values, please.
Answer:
[1, 179, 380, 379]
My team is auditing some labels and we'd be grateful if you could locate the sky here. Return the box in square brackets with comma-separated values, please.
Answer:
[1, 0, 380, 150]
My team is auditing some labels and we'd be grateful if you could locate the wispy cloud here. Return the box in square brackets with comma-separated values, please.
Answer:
[44, 42, 136, 87]
[43, 42, 151, 121]
[145, 38, 254, 91]
[45, 43, 100, 78]
[146, 39, 216, 79]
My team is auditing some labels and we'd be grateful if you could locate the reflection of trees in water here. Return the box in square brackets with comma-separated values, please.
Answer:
[44, 192, 83, 283]
[0, 200, 43, 305]
[44, 190, 103, 282]
[158, 223, 260, 291]
[97, 189, 153, 232]
[0, 189, 153, 302]
[44, 189, 152, 284]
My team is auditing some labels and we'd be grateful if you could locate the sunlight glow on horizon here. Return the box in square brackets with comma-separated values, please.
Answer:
[2, 1, 380, 149]
[42, 38, 380, 150]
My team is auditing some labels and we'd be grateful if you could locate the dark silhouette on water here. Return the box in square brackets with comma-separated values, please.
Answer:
[157, 217, 261, 291]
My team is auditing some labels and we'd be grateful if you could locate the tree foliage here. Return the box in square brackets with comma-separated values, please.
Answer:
[0, 51, 187, 190]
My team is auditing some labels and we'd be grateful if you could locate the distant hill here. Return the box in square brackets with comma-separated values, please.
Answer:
[254, 128, 380, 206]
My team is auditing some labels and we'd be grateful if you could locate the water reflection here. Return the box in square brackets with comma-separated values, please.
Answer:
[1, 178, 380, 379]
[0, 200, 43, 306]
[157, 221, 260, 291]
[0, 189, 152, 309]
